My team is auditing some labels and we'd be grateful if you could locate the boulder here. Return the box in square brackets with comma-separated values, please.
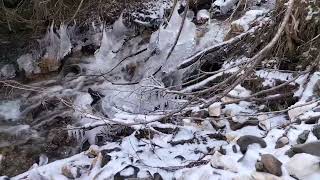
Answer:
[256, 154, 282, 176]
[285, 153, 320, 179]
[291, 141, 320, 157]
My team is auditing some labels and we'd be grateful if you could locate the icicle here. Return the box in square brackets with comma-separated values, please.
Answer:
[58, 24, 72, 60]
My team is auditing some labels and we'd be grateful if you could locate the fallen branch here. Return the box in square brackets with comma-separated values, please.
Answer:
[203, 0, 295, 108]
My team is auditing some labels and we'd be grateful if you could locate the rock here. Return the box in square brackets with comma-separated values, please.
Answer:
[257, 154, 282, 176]
[207, 133, 227, 141]
[257, 115, 269, 131]
[85, 145, 100, 158]
[288, 102, 317, 121]
[232, 174, 252, 180]
[291, 141, 320, 157]
[237, 135, 267, 154]
[61, 165, 80, 179]
[191, 109, 209, 118]
[312, 124, 320, 139]
[229, 119, 259, 131]
[0, 64, 16, 79]
[218, 146, 227, 155]
[304, 116, 319, 124]
[114, 165, 140, 180]
[208, 102, 222, 117]
[225, 10, 265, 40]
[297, 130, 310, 144]
[100, 150, 112, 167]
[251, 172, 282, 180]
[88, 88, 105, 106]
[196, 9, 210, 24]
[209, 119, 226, 130]
[153, 172, 163, 180]
[38, 154, 48, 166]
[210, 151, 238, 173]
[255, 161, 264, 172]
[232, 145, 238, 153]
[285, 153, 320, 179]
[285, 149, 296, 157]
[275, 136, 289, 149]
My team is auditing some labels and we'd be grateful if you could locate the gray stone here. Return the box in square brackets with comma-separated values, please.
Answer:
[237, 135, 267, 154]
[297, 130, 310, 144]
[291, 141, 320, 157]
[312, 124, 320, 139]
[100, 150, 112, 167]
[275, 136, 289, 149]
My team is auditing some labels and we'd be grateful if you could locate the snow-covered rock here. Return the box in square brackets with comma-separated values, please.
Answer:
[285, 153, 320, 179]
[210, 151, 239, 172]
[251, 172, 282, 180]
[212, 0, 238, 15]
[208, 102, 222, 117]
[196, 9, 210, 24]
[288, 101, 317, 121]
[230, 9, 265, 32]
